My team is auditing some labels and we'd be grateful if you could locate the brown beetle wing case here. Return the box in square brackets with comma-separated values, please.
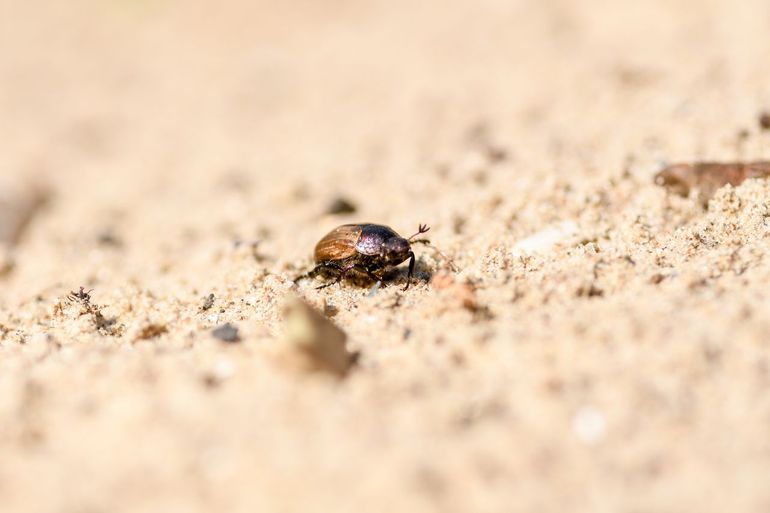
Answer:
[314, 224, 362, 262]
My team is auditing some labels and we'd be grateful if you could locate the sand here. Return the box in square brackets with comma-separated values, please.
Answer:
[3, 0, 770, 511]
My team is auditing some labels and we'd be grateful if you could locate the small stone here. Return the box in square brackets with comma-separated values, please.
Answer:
[649, 273, 665, 285]
[213, 358, 235, 380]
[511, 220, 579, 258]
[203, 358, 236, 388]
[325, 196, 357, 215]
[96, 228, 123, 247]
[759, 111, 770, 130]
[322, 300, 338, 317]
[572, 406, 607, 445]
[212, 323, 240, 343]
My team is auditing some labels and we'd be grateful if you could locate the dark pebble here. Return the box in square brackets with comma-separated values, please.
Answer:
[212, 323, 240, 343]
[759, 111, 770, 130]
[326, 197, 357, 215]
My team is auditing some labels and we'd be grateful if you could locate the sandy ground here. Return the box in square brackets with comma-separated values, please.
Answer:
[3, 0, 770, 511]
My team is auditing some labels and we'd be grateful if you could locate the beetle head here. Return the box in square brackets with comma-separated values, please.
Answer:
[381, 236, 410, 262]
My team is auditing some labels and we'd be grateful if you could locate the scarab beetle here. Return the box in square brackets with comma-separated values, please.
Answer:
[295, 223, 430, 290]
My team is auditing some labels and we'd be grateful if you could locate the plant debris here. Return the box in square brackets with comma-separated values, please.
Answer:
[212, 323, 240, 343]
[275, 295, 355, 378]
[654, 161, 770, 206]
[60, 287, 123, 336]
[199, 293, 215, 312]
[136, 323, 168, 340]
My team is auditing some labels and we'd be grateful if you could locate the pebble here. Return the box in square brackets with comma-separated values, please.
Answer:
[572, 405, 607, 445]
[511, 220, 579, 258]
[212, 323, 240, 343]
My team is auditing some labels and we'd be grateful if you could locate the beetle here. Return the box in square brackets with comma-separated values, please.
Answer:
[295, 223, 430, 291]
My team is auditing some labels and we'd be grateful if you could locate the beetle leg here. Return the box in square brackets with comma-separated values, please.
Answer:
[350, 265, 382, 284]
[315, 262, 359, 289]
[293, 271, 311, 284]
[316, 263, 345, 289]
[403, 251, 416, 291]
[295, 262, 345, 288]
[315, 274, 344, 290]
[294, 263, 329, 283]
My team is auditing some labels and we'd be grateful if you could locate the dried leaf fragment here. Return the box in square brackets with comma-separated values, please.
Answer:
[137, 323, 168, 340]
[655, 161, 770, 206]
[277, 295, 354, 378]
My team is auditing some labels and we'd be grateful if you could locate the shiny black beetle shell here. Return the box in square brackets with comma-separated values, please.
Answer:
[298, 223, 429, 290]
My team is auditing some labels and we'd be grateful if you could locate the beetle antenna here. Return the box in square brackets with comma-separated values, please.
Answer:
[407, 225, 458, 272]
[408, 224, 430, 241]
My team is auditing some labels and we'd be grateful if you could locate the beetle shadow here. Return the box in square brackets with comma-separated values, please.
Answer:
[382, 258, 433, 287]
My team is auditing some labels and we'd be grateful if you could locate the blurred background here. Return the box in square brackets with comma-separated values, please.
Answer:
[4, 0, 770, 293]
[5, 0, 770, 191]
[5, 0, 770, 275]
